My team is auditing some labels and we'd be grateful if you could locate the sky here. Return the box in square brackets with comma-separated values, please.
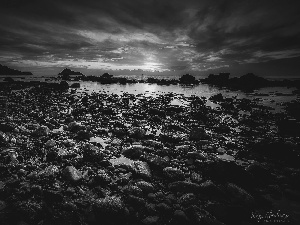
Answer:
[0, 0, 300, 77]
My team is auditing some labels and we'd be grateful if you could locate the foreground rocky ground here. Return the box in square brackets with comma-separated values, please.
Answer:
[0, 82, 300, 225]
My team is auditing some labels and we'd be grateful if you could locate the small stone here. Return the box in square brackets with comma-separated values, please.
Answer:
[45, 139, 56, 148]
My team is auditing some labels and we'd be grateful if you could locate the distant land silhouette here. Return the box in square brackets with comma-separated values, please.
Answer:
[0, 64, 32, 75]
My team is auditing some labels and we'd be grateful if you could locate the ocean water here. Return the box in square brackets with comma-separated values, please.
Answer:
[0, 74, 298, 112]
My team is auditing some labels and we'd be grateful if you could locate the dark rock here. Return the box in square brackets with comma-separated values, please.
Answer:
[189, 127, 209, 141]
[76, 130, 92, 140]
[70, 83, 80, 88]
[224, 183, 255, 208]
[184, 206, 225, 225]
[129, 127, 146, 139]
[179, 74, 197, 84]
[93, 196, 126, 224]
[32, 126, 50, 137]
[0, 64, 33, 75]
[0, 123, 15, 132]
[122, 145, 144, 159]
[168, 181, 200, 193]
[0, 131, 9, 146]
[135, 181, 155, 193]
[68, 121, 85, 132]
[142, 216, 159, 225]
[178, 193, 197, 206]
[203, 160, 253, 188]
[163, 167, 185, 181]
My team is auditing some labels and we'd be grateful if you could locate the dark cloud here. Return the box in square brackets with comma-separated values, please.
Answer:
[0, 0, 300, 76]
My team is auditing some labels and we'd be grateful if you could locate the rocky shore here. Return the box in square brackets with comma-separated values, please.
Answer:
[0, 81, 300, 225]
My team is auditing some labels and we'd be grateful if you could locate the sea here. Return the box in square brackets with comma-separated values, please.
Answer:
[0, 74, 299, 113]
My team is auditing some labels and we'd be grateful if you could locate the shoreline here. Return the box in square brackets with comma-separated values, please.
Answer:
[0, 82, 300, 225]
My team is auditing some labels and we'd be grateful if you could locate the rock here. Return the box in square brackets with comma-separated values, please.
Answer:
[225, 183, 255, 208]
[190, 172, 203, 183]
[246, 162, 273, 185]
[93, 170, 112, 185]
[0, 123, 15, 132]
[198, 180, 226, 200]
[68, 121, 85, 132]
[32, 126, 50, 137]
[187, 151, 208, 160]
[168, 181, 200, 193]
[83, 143, 104, 162]
[209, 93, 224, 102]
[156, 203, 172, 214]
[45, 139, 56, 148]
[40, 165, 59, 177]
[172, 210, 189, 224]
[163, 167, 185, 181]
[93, 196, 125, 224]
[203, 160, 253, 188]
[189, 127, 209, 141]
[0, 200, 6, 211]
[184, 206, 225, 225]
[122, 145, 144, 159]
[62, 166, 82, 182]
[135, 181, 155, 193]
[142, 216, 159, 225]
[206, 203, 249, 225]
[178, 193, 197, 206]
[76, 130, 92, 140]
[133, 161, 152, 179]
[143, 153, 168, 170]
[70, 83, 80, 88]
[122, 185, 143, 196]
[129, 127, 146, 139]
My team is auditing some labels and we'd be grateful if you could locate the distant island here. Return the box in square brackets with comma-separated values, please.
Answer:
[0, 64, 32, 75]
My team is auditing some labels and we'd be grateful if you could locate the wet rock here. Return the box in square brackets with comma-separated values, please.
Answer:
[168, 181, 200, 193]
[163, 167, 185, 181]
[76, 130, 92, 140]
[0, 200, 7, 211]
[129, 127, 146, 139]
[190, 172, 203, 183]
[209, 93, 224, 102]
[0, 123, 15, 132]
[172, 210, 189, 224]
[206, 203, 250, 225]
[122, 145, 144, 159]
[93, 169, 112, 186]
[184, 206, 225, 225]
[122, 185, 143, 196]
[198, 180, 226, 200]
[62, 166, 82, 182]
[93, 196, 125, 224]
[135, 181, 155, 193]
[143, 153, 168, 171]
[32, 125, 50, 137]
[246, 162, 273, 185]
[225, 183, 255, 208]
[203, 160, 253, 188]
[178, 193, 197, 206]
[67, 121, 85, 132]
[187, 151, 208, 160]
[189, 127, 209, 141]
[45, 139, 56, 148]
[133, 161, 152, 179]
[142, 216, 159, 225]
[83, 143, 104, 162]
[70, 83, 80, 88]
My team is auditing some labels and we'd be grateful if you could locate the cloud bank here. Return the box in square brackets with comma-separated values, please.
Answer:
[1, 0, 300, 76]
